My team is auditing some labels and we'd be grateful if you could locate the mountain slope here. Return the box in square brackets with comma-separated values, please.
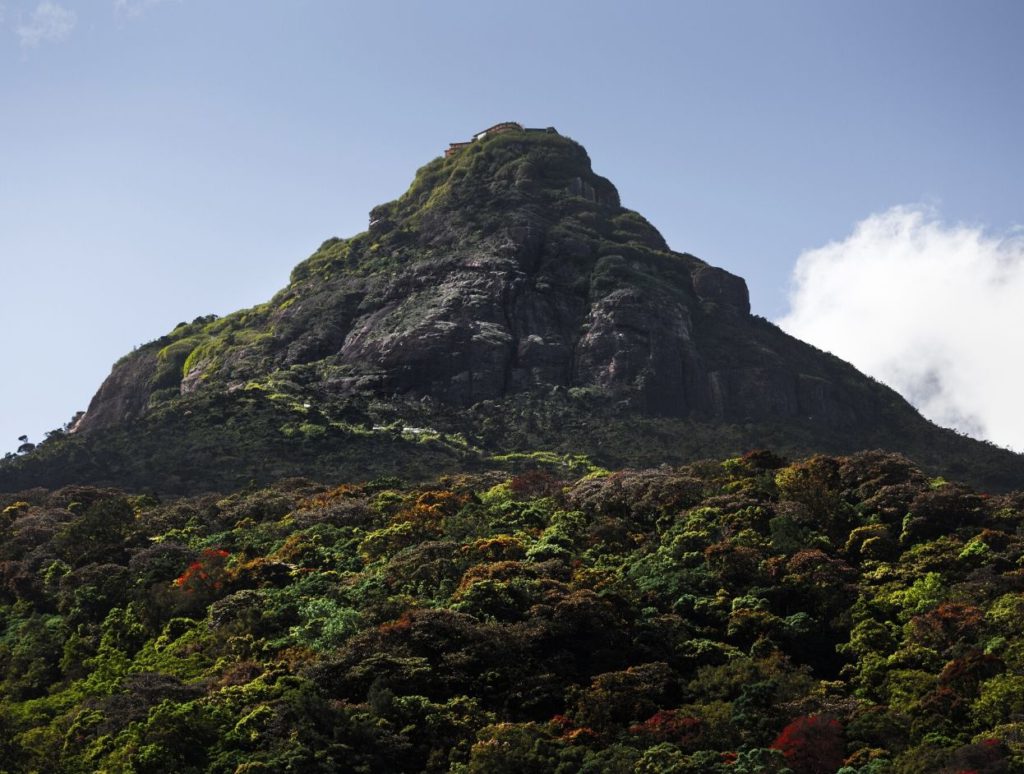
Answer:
[3, 127, 1023, 493]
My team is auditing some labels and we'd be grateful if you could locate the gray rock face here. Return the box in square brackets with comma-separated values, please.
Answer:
[80, 349, 160, 430]
[74, 130, 887, 436]
[574, 287, 694, 415]
[691, 264, 750, 316]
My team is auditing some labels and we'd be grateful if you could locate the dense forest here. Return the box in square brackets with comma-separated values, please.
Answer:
[2, 450, 1023, 772]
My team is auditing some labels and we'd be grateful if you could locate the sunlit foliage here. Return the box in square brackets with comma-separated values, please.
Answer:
[1, 451, 1024, 771]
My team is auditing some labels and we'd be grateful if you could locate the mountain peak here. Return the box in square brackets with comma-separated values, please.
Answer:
[4, 130, 1023, 494]
[370, 123, 629, 247]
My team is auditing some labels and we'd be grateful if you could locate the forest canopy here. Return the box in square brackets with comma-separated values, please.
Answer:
[1, 450, 1022, 773]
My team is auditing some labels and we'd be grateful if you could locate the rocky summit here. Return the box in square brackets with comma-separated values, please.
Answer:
[4, 125, 1023, 492]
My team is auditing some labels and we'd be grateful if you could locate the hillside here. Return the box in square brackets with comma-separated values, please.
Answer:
[2, 452, 1023, 772]
[3, 125, 1023, 494]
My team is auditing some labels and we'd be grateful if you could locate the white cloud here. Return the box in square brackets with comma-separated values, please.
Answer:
[17, 1, 76, 47]
[777, 205, 1024, 451]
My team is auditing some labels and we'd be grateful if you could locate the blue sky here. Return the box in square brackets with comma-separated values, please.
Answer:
[3, 1, 1024, 454]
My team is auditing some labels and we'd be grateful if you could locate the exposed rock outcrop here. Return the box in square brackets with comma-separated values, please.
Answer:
[10, 126, 1022, 494]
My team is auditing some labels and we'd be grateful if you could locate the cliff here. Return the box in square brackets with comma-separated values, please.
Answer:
[4, 128, 1023, 492]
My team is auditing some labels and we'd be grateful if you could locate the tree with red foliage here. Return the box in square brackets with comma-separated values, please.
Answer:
[174, 548, 230, 595]
[629, 709, 701, 748]
[770, 715, 845, 774]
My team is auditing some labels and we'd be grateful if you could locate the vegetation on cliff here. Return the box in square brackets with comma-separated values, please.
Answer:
[2, 451, 1023, 772]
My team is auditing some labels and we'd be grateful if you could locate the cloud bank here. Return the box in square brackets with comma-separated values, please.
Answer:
[778, 205, 1024, 452]
[17, 1, 75, 47]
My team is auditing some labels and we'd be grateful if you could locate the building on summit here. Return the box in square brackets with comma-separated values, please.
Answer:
[445, 122, 557, 157]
